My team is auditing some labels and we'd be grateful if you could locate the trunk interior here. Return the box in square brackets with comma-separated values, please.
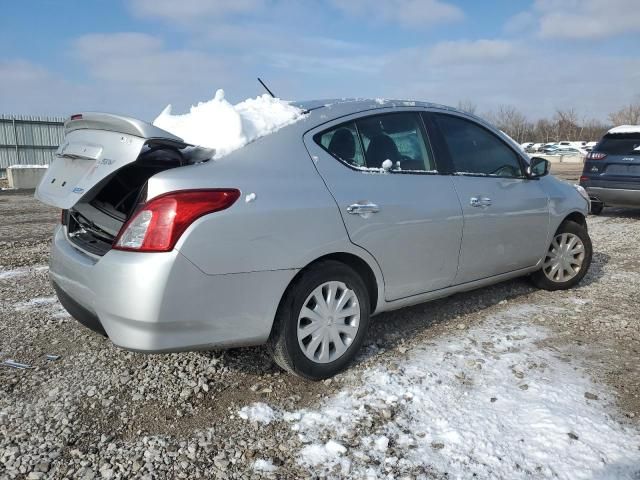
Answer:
[65, 145, 186, 256]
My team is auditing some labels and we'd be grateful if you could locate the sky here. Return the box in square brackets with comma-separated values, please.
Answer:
[1, 0, 639, 122]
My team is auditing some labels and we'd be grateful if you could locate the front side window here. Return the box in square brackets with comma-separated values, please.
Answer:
[435, 114, 524, 178]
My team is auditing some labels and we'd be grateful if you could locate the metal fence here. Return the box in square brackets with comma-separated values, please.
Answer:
[0, 114, 64, 173]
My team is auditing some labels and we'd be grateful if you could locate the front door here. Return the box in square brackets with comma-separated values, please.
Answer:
[429, 112, 550, 284]
[304, 111, 463, 301]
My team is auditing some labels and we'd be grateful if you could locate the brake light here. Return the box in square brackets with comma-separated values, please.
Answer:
[113, 189, 240, 252]
[579, 176, 588, 183]
[70, 114, 83, 121]
[60, 209, 66, 224]
[586, 152, 607, 160]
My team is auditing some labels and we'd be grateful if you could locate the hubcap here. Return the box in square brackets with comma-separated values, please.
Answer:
[297, 281, 360, 364]
[542, 232, 585, 283]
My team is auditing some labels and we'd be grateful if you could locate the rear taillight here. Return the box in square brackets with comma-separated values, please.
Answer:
[69, 114, 83, 121]
[60, 209, 67, 224]
[586, 152, 607, 160]
[579, 176, 588, 183]
[113, 189, 240, 252]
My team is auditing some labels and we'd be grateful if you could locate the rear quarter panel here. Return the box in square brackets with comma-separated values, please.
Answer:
[147, 125, 381, 279]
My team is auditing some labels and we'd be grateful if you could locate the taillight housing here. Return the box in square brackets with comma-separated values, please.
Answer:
[586, 152, 607, 160]
[113, 189, 240, 253]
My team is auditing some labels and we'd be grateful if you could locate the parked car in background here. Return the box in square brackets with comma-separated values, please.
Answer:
[528, 143, 544, 153]
[554, 146, 588, 156]
[35, 100, 592, 379]
[521, 142, 535, 151]
[580, 125, 640, 214]
[542, 144, 561, 154]
[585, 141, 598, 152]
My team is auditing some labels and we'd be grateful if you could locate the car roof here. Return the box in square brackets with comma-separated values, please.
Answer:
[292, 98, 474, 126]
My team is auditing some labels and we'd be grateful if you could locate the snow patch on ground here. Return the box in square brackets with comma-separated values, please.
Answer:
[253, 459, 277, 472]
[14, 296, 70, 319]
[238, 402, 276, 424]
[280, 304, 640, 478]
[0, 268, 29, 280]
[153, 89, 305, 158]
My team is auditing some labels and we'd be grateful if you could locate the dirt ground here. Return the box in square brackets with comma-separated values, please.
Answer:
[1, 167, 639, 478]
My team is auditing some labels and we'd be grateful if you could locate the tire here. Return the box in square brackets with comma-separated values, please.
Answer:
[530, 220, 592, 291]
[269, 260, 371, 380]
[590, 202, 604, 215]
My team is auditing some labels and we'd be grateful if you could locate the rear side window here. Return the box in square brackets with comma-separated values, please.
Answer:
[434, 114, 523, 178]
[597, 134, 640, 155]
[315, 112, 435, 172]
[356, 113, 435, 171]
[316, 122, 365, 167]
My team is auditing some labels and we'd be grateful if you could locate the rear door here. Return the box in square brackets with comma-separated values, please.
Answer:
[427, 112, 550, 284]
[304, 111, 463, 301]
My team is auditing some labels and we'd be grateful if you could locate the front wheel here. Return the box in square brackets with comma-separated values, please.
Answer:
[530, 220, 592, 291]
[269, 261, 370, 380]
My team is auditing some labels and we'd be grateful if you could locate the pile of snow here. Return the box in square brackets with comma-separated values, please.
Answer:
[608, 125, 640, 135]
[240, 304, 640, 478]
[153, 89, 305, 158]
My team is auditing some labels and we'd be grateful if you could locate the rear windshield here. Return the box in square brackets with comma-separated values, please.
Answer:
[597, 134, 640, 155]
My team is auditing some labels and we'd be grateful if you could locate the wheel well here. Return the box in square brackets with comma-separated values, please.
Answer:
[284, 253, 379, 315]
[562, 212, 587, 229]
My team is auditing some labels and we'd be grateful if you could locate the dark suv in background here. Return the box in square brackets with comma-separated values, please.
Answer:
[580, 126, 640, 214]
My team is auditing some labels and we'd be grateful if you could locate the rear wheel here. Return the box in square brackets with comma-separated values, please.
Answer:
[269, 261, 370, 380]
[530, 220, 592, 291]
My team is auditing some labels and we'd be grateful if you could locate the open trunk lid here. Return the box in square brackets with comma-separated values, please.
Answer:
[35, 112, 209, 209]
[36, 112, 214, 257]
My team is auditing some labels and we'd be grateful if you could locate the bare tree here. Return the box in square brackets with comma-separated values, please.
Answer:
[456, 100, 477, 115]
[581, 118, 610, 142]
[486, 105, 530, 144]
[554, 108, 580, 140]
[609, 102, 640, 125]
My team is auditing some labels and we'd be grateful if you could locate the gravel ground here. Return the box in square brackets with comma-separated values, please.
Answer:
[1, 182, 639, 479]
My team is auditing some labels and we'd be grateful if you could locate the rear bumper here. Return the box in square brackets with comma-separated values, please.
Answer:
[585, 186, 640, 208]
[49, 225, 297, 352]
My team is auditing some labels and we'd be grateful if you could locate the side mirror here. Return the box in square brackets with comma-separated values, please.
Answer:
[527, 157, 550, 178]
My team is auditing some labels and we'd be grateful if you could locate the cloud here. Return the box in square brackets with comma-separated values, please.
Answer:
[70, 33, 238, 117]
[379, 47, 640, 121]
[509, 0, 640, 40]
[503, 12, 537, 35]
[0, 60, 91, 116]
[428, 39, 516, 65]
[330, 0, 464, 27]
[129, 0, 264, 22]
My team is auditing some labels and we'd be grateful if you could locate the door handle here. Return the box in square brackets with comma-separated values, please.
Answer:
[347, 202, 380, 216]
[470, 196, 492, 207]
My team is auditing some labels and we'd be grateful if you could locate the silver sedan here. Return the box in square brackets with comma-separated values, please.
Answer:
[36, 100, 592, 379]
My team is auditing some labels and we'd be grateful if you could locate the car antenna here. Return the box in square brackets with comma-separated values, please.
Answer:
[257, 77, 276, 98]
